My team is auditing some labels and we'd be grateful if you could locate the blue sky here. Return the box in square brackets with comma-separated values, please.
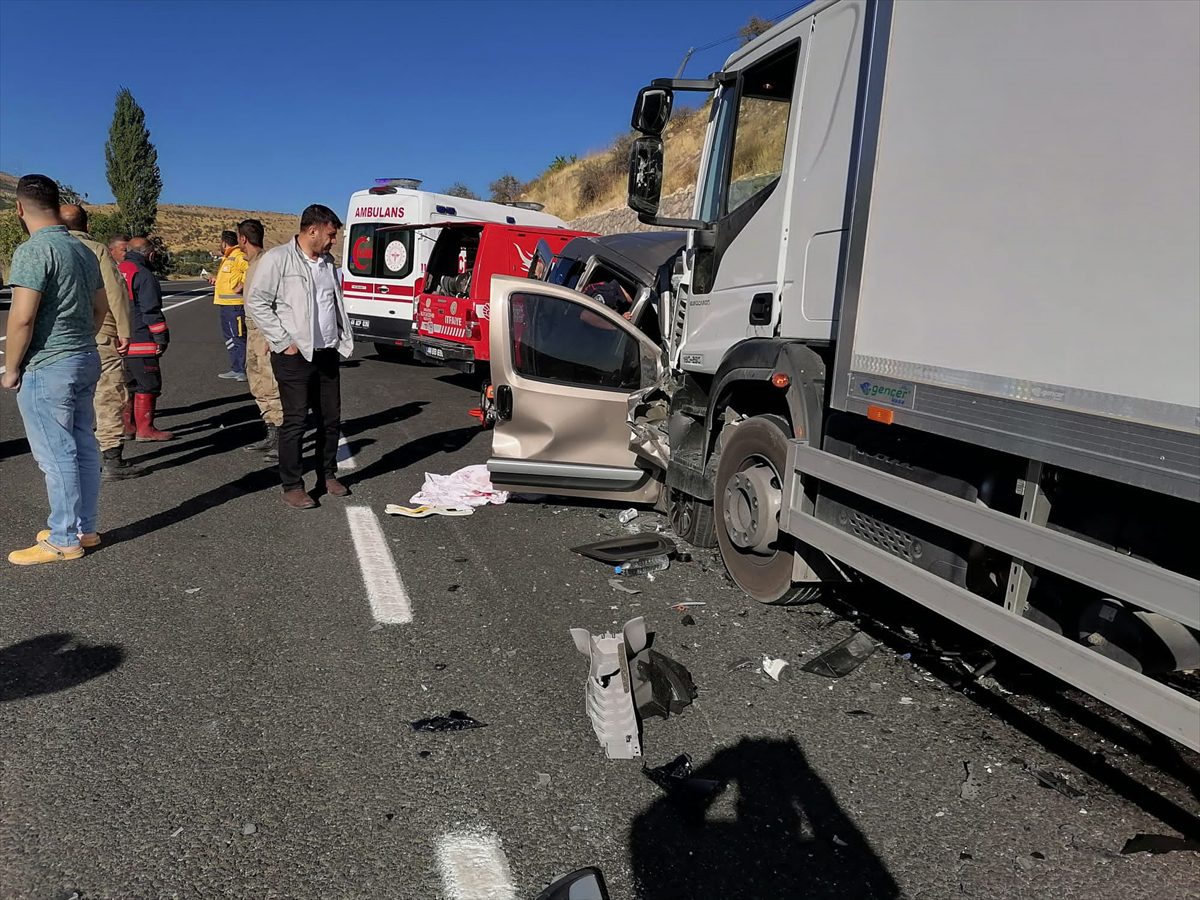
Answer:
[0, 0, 791, 214]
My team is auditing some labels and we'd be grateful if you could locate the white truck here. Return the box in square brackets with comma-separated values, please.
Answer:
[341, 179, 568, 353]
[483, 0, 1200, 749]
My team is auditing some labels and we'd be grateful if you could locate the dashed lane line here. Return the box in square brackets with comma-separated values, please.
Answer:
[336, 435, 358, 470]
[345, 505, 411, 624]
[436, 829, 517, 900]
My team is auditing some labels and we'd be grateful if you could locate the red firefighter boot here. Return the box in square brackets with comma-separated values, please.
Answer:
[121, 397, 136, 441]
[134, 393, 175, 442]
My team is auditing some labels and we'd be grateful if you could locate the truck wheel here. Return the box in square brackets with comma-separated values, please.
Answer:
[715, 414, 797, 603]
[669, 489, 717, 548]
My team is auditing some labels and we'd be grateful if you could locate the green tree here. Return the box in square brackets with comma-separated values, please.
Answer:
[444, 182, 480, 200]
[86, 210, 123, 245]
[547, 154, 578, 174]
[0, 211, 24, 283]
[104, 87, 162, 237]
[488, 174, 523, 204]
[739, 15, 774, 45]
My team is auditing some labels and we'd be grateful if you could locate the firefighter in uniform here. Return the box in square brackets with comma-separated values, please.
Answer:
[59, 206, 145, 480]
[121, 237, 174, 441]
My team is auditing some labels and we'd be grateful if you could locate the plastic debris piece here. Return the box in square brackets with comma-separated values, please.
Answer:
[635, 649, 697, 720]
[618, 508, 639, 524]
[170, 827, 184, 838]
[642, 754, 724, 799]
[762, 656, 790, 681]
[409, 710, 487, 733]
[1031, 852, 1046, 860]
[680, 614, 696, 626]
[1120, 834, 1200, 855]
[800, 631, 877, 678]
[959, 762, 982, 801]
[1031, 768, 1084, 800]
[845, 709, 874, 717]
[831, 835, 848, 848]
[242, 823, 257, 836]
[385, 504, 475, 518]
[184, 588, 201, 594]
[609, 578, 642, 595]
[571, 535, 676, 565]
[571, 618, 649, 759]
[671, 601, 706, 607]
[536, 773, 552, 788]
[614, 555, 670, 576]
[899, 696, 915, 704]
[728, 657, 756, 672]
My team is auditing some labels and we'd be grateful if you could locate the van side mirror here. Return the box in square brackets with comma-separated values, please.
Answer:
[632, 87, 673, 135]
[535, 868, 610, 900]
[628, 136, 665, 218]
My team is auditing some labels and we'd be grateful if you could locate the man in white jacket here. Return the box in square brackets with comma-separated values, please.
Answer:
[245, 204, 354, 509]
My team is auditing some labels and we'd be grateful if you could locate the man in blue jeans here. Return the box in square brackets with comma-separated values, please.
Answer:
[1, 174, 109, 565]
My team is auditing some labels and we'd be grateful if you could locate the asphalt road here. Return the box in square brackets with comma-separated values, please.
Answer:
[1, 293, 1198, 900]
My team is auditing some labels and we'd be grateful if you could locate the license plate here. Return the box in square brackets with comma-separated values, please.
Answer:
[426, 347, 444, 359]
[349, 317, 370, 329]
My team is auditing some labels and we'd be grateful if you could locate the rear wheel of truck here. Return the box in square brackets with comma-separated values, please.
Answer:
[715, 414, 803, 604]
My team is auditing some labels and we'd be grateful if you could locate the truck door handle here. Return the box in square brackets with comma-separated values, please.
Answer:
[749, 292, 772, 325]
[496, 385, 513, 420]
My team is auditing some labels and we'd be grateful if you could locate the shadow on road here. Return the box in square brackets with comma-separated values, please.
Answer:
[156, 393, 246, 419]
[348, 425, 480, 487]
[630, 737, 900, 900]
[0, 436, 29, 462]
[338, 400, 428, 440]
[0, 633, 124, 702]
[102, 464, 279, 546]
[128, 404, 261, 472]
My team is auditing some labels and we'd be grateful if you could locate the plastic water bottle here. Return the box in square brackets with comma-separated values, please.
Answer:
[614, 555, 671, 576]
[618, 508, 639, 524]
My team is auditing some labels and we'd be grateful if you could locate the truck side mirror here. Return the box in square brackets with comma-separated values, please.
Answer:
[632, 87, 673, 135]
[628, 136, 665, 218]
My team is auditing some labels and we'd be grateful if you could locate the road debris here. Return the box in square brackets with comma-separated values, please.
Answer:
[1031, 768, 1085, 800]
[959, 762, 982, 801]
[636, 649, 697, 720]
[384, 504, 475, 518]
[536, 773, 552, 788]
[680, 614, 696, 626]
[170, 826, 184, 838]
[572, 535, 676, 565]
[899, 696, 915, 705]
[241, 823, 257, 836]
[671, 601, 706, 609]
[409, 711, 488, 733]
[762, 656, 790, 681]
[184, 588, 201, 594]
[1120, 834, 1200, 855]
[800, 631, 876, 678]
[618, 508, 639, 524]
[409, 464, 508, 508]
[642, 753, 724, 799]
[614, 555, 670, 576]
[609, 579, 642, 595]
[571, 617, 649, 759]
[728, 657, 756, 672]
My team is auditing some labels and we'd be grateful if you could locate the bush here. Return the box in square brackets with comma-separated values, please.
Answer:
[488, 174, 523, 204]
[547, 154, 578, 173]
[576, 160, 608, 210]
[444, 182, 480, 200]
[606, 131, 638, 180]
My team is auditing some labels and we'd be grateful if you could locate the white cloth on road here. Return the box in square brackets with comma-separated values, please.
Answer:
[409, 464, 508, 508]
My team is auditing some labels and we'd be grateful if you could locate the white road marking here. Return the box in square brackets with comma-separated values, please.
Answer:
[436, 830, 517, 900]
[345, 506, 411, 624]
[163, 293, 210, 312]
[336, 434, 358, 470]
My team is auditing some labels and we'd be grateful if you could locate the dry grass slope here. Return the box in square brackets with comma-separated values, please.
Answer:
[85, 203, 299, 252]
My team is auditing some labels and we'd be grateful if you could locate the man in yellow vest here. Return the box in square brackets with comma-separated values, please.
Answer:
[210, 229, 248, 381]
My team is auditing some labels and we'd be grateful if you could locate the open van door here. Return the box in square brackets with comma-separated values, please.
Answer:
[486, 275, 663, 503]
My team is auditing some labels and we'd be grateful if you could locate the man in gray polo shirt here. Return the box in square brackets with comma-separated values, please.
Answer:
[2, 175, 110, 565]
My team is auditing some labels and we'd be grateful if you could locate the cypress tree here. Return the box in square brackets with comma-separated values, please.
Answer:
[104, 88, 162, 237]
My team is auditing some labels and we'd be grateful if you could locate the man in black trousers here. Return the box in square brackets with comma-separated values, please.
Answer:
[244, 205, 354, 509]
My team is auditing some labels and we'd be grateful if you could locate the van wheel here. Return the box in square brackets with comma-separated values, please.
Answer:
[715, 414, 798, 604]
[669, 489, 716, 548]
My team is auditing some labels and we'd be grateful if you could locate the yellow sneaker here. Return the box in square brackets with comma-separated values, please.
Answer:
[36, 529, 101, 549]
[9, 540, 86, 565]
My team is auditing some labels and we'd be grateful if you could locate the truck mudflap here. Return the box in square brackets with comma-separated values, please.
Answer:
[780, 441, 1200, 751]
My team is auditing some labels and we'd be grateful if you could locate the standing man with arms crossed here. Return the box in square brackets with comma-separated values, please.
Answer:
[2, 175, 108, 564]
[236, 219, 281, 459]
[245, 204, 353, 509]
[60, 204, 144, 481]
[211, 229, 248, 381]
[124, 237, 174, 441]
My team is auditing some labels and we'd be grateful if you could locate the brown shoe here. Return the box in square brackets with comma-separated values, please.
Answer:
[282, 487, 316, 509]
[324, 477, 350, 498]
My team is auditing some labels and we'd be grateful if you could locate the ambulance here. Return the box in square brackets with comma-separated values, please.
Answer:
[341, 178, 570, 352]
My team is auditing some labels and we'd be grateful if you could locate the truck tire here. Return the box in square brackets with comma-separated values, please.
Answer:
[669, 489, 717, 548]
[714, 414, 803, 604]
